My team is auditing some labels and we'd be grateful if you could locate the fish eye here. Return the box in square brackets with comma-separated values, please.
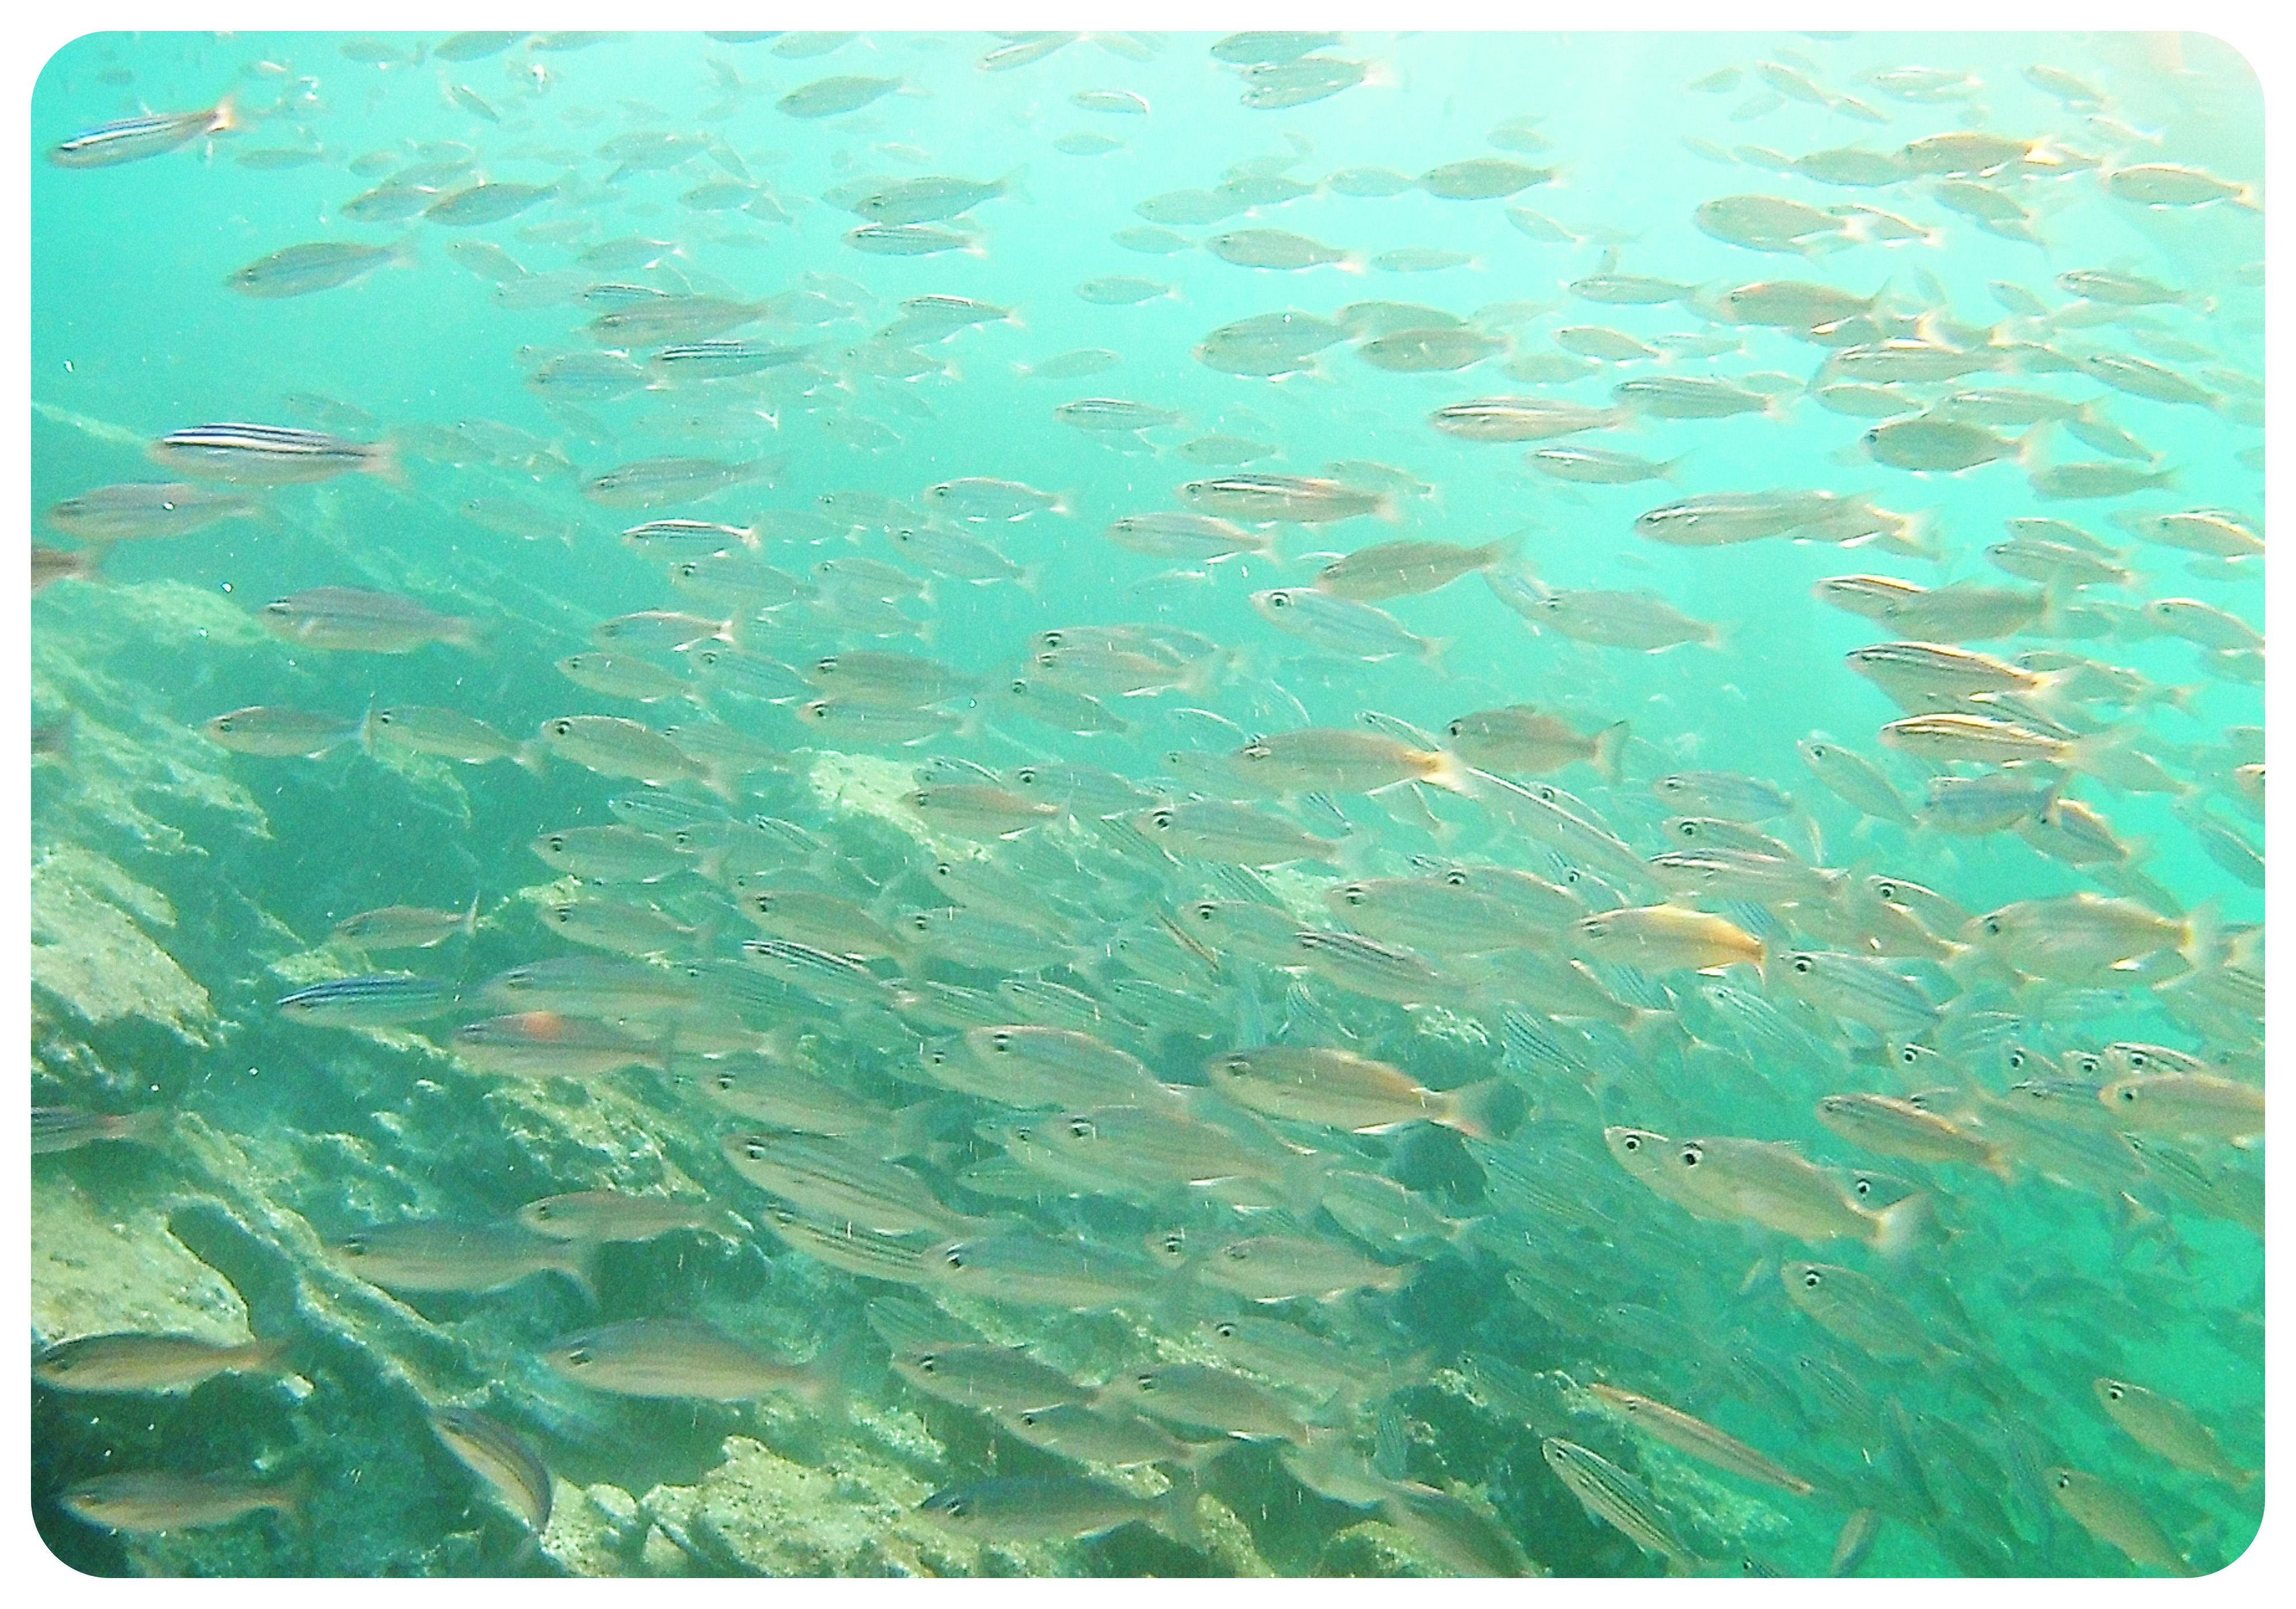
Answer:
[551, 719, 572, 735]
[340, 1237, 369, 1257]
[1343, 889, 1366, 906]
[1040, 631, 1066, 649]
[744, 1140, 768, 1159]
[1803, 1270, 1823, 1289]
[1268, 592, 1291, 608]
[713, 1072, 737, 1092]
[1149, 809, 1174, 829]
[2008, 1049, 2029, 1070]
[1222, 1242, 1252, 1261]
[816, 656, 838, 673]
[1443, 870, 1468, 886]
[1135, 1372, 1159, 1391]
[2117, 1086, 2139, 1103]
[1620, 1134, 1641, 1152]
[1213, 1323, 1236, 1339]
[1875, 881, 1898, 899]
[2106, 1383, 2124, 1400]
[1898, 1047, 1919, 1065]
[1446, 720, 1465, 737]
[1066, 1119, 1094, 1139]
[988, 1030, 1013, 1052]
[564, 1347, 593, 1368]
[910, 914, 932, 933]
[1677, 1144, 1702, 1167]
[1984, 917, 2003, 935]
[1791, 955, 1814, 974]
[942, 1247, 968, 1268]
[916, 1354, 938, 1373]
[1853, 1177, 1874, 1198]
[2055, 1473, 2072, 1490]
[2072, 1055, 2100, 1075]
[1810, 744, 1831, 759]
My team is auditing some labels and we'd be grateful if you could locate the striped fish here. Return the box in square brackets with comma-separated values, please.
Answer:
[276, 974, 457, 1027]
[49, 97, 237, 168]
[151, 422, 396, 484]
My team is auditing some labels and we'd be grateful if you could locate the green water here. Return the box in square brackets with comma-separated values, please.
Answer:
[30, 29, 2263, 1579]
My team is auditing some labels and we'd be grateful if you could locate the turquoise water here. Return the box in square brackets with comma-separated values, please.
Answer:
[30, 29, 2263, 1579]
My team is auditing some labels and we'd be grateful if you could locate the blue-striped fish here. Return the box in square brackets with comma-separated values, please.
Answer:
[276, 974, 457, 1027]
[49, 97, 238, 167]
[151, 422, 398, 484]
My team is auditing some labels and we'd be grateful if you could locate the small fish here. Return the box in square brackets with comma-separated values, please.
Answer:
[2092, 1378, 2258, 1488]
[228, 239, 411, 298]
[890, 1344, 1085, 1412]
[34, 1332, 291, 1395]
[49, 97, 238, 167]
[32, 1107, 164, 1154]
[45, 481, 261, 542]
[918, 1474, 1198, 1545]
[1444, 705, 1627, 780]
[1195, 1232, 1413, 1302]
[543, 1317, 838, 1410]
[1609, 1128, 1929, 1254]
[368, 706, 538, 769]
[203, 706, 365, 758]
[451, 1011, 674, 1081]
[1780, 1260, 1952, 1362]
[2096, 1073, 2263, 1140]
[1542, 1438, 1696, 1572]
[2046, 1466, 2196, 1575]
[59, 1470, 304, 1533]
[1587, 1383, 1814, 1496]
[331, 1219, 594, 1296]
[152, 422, 395, 484]
[260, 587, 478, 652]
[428, 1407, 552, 1534]
[1316, 537, 1513, 601]
[1575, 906, 1763, 973]
[276, 973, 456, 1028]
[1232, 727, 1471, 795]
[1207, 1045, 1512, 1136]
[516, 1190, 725, 1244]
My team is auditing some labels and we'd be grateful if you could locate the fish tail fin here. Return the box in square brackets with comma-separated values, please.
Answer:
[795, 1328, 860, 1428]
[556, 1240, 601, 1304]
[511, 738, 550, 777]
[1416, 745, 1476, 796]
[1983, 1143, 2017, 1184]
[238, 1335, 297, 1376]
[1622, 1005, 1674, 1058]
[1871, 1189, 1935, 1260]
[1421, 634, 1456, 676]
[2179, 895, 2223, 976]
[355, 702, 378, 758]
[1336, 250, 1370, 276]
[1591, 720, 1631, 785]
[1155, 1466, 1207, 1552]
[1444, 1075, 1528, 1142]
[209, 94, 239, 135]
[997, 162, 1033, 203]
[363, 434, 409, 487]
[461, 891, 483, 938]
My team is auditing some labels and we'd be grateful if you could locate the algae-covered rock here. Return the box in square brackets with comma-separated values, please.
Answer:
[32, 844, 215, 1041]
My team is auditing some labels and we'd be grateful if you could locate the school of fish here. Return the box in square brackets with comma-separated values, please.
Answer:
[31, 29, 2263, 1579]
